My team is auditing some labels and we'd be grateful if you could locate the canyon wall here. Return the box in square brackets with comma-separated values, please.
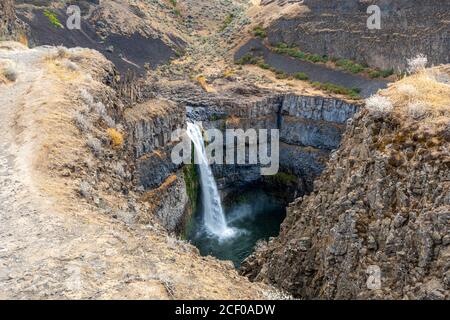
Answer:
[264, 0, 450, 70]
[241, 107, 450, 299]
[183, 85, 359, 199]
[125, 99, 191, 233]
[0, 0, 26, 41]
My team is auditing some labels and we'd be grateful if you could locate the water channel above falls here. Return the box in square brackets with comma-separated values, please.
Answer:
[187, 187, 286, 267]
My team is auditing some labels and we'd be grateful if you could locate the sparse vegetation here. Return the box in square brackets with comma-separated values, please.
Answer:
[80, 89, 94, 105]
[335, 59, 365, 74]
[2, 66, 18, 82]
[43, 9, 64, 29]
[272, 43, 395, 79]
[79, 181, 92, 198]
[102, 114, 116, 128]
[62, 60, 78, 72]
[92, 101, 106, 116]
[311, 82, 360, 98]
[223, 69, 235, 79]
[87, 136, 102, 156]
[107, 128, 124, 148]
[397, 84, 419, 100]
[235, 54, 360, 98]
[253, 26, 267, 39]
[407, 101, 429, 119]
[407, 54, 428, 74]
[266, 172, 298, 186]
[365, 94, 393, 115]
[220, 14, 234, 32]
[385, 66, 450, 120]
[274, 43, 328, 63]
[294, 72, 309, 81]
[274, 70, 288, 79]
[74, 111, 91, 132]
[196, 75, 213, 92]
[113, 162, 127, 178]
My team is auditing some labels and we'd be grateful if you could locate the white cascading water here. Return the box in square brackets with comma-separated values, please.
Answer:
[186, 122, 235, 239]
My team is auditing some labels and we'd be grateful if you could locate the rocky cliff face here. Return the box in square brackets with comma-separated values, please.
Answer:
[0, 0, 26, 41]
[178, 83, 359, 199]
[263, 0, 450, 70]
[241, 69, 450, 299]
[124, 98, 190, 233]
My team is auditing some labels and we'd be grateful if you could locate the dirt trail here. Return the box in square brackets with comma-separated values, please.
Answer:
[0, 43, 270, 299]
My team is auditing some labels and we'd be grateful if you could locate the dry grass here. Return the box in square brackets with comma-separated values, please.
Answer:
[196, 75, 215, 92]
[386, 68, 450, 120]
[407, 54, 428, 74]
[365, 94, 393, 116]
[106, 128, 124, 148]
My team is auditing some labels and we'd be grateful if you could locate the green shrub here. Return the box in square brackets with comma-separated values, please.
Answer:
[276, 42, 289, 49]
[311, 81, 360, 98]
[275, 70, 288, 79]
[294, 72, 309, 80]
[43, 9, 64, 29]
[220, 14, 234, 31]
[258, 62, 270, 69]
[380, 68, 394, 78]
[369, 70, 382, 78]
[253, 26, 267, 38]
[236, 53, 257, 65]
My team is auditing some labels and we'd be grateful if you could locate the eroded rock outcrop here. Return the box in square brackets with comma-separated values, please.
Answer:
[241, 68, 450, 299]
[125, 99, 191, 232]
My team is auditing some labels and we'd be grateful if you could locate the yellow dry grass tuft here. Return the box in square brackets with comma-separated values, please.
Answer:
[106, 128, 124, 148]
[386, 68, 450, 120]
[196, 75, 215, 92]
[223, 69, 235, 79]
[18, 34, 28, 47]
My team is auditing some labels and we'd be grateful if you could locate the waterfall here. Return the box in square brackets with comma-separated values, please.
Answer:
[186, 122, 235, 239]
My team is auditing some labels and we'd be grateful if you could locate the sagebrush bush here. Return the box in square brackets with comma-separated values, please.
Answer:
[74, 111, 91, 132]
[80, 89, 94, 105]
[79, 181, 91, 198]
[93, 102, 106, 116]
[407, 101, 428, 119]
[87, 136, 102, 156]
[407, 54, 428, 74]
[365, 95, 393, 115]
[397, 84, 419, 100]
[102, 114, 116, 128]
[3, 66, 18, 82]
[114, 163, 126, 178]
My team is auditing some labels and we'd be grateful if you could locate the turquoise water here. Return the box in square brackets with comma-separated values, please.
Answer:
[187, 188, 286, 267]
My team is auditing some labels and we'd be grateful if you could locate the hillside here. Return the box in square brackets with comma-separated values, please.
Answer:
[242, 65, 450, 299]
[0, 0, 449, 301]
